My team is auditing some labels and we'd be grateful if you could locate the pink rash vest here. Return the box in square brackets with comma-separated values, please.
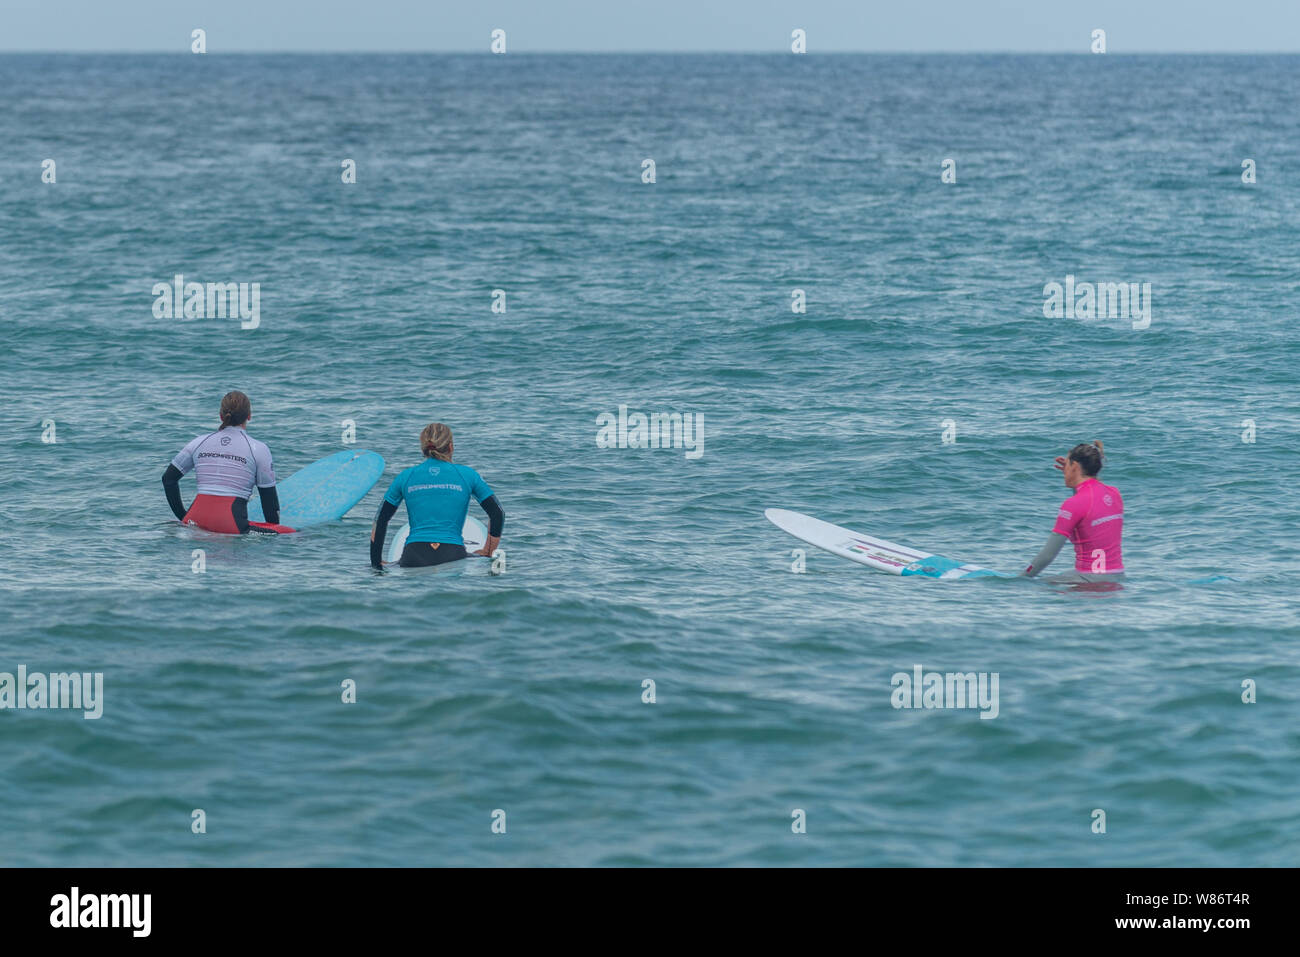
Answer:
[1051, 477, 1124, 573]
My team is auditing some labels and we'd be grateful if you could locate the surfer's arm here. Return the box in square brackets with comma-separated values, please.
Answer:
[1022, 532, 1069, 577]
[476, 494, 504, 556]
[162, 464, 188, 521]
[369, 499, 399, 568]
[257, 485, 280, 525]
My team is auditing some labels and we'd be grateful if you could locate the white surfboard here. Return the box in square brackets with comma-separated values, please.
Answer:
[386, 516, 489, 565]
[764, 508, 1006, 580]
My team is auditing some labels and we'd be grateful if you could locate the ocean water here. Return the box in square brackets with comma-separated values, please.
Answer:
[1, 53, 1297, 866]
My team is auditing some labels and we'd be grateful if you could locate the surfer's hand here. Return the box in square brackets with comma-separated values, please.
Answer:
[1053, 456, 1067, 471]
[474, 535, 500, 557]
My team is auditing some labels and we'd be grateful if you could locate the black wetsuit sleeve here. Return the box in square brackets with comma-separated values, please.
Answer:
[480, 495, 504, 537]
[162, 465, 187, 521]
[370, 499, 399, 568]
[257, 485, 280, 525]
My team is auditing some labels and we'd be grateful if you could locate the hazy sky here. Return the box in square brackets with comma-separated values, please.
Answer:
[3, 0, 1299, 52]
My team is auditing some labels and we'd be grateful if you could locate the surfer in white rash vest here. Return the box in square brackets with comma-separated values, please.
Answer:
[161, 391, 284, 534]
[1021, 440, 1125, 582]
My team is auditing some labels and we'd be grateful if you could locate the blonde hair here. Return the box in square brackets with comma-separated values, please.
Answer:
[420, 423, 453, 461]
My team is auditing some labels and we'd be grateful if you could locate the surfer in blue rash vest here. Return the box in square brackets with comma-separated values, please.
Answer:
[369, 423, 504, 568]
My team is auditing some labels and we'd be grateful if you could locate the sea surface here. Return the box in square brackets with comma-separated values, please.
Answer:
[0, 53, 1297, 866]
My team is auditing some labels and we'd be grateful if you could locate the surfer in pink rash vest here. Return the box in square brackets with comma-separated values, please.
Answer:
[1021, 440, 1125, 582]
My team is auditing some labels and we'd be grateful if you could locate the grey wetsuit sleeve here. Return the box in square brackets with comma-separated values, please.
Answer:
[1022, 532, 1069, 578]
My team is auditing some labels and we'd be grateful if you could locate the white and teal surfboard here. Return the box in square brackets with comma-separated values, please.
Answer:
[765, 508, 1008, 580]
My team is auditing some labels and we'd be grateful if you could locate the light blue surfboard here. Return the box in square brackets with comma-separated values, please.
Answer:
[248, 449, 385, 528]
[386, 516, 488, 564]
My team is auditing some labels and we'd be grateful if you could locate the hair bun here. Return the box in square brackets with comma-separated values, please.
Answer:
[219, 390, 251, 427]
[419, 422, 454, 462]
